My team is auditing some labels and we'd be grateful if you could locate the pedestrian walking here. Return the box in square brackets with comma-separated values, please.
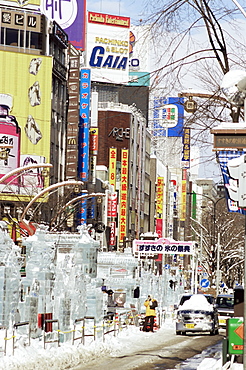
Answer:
[142, 295, 158, 332]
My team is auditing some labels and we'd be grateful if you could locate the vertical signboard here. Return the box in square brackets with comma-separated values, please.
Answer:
[119, 149, 129, 244]
[109, 147, 117, 190]
[182, 127, 190, 168]
[153, 97, 184, 137]
[66, 55, 80, 180]
[109, 221, 116, 247]
[78, 69, 91, 182]
[155, 177, 164, 238]
[180, 169, 187, 221]
[40, 0, 86, 50]
[217, 150, 246, 215]
[0, 51, 52, 199]
[108, 192, 117, 218]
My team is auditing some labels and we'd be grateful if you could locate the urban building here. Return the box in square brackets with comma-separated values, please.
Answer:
[0, 4, 68, 230]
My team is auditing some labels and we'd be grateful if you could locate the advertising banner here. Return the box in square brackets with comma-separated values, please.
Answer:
[86, 12, 130, 84]
[133, 238, 194, 255]
[182, 127, 190, 168]
[119, 149, 129, 243]
[108, 192, 117, 218]
[66, 55, 80, 180]
[180, 169, 187, 221]
[40, 0, 86, 50]
[153, 97, 184, 137]
[78, 68, 91, 182]
[128, 25, 150, 86]
[89, 128, 98, 155]
[3, 0, 40, 7]
[0, 51, 52, 200]
[109, 147, 117, 190]
[155, 177, 164, 238]
[109, 221, 116, 246]
[217, 150, 246, 215]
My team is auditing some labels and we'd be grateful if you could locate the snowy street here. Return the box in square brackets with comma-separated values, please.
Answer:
[0, 318, 226, 370]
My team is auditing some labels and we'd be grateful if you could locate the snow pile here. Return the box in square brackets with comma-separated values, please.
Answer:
[181, 294, 213, 310]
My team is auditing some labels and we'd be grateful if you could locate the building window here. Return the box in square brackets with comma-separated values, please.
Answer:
[5, 28, 18, 45]
[0, 27, 42, 49]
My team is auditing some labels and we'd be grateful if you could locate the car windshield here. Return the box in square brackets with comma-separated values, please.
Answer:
[216, 296, 234, 308]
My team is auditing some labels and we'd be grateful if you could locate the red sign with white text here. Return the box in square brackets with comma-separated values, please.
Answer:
[109, 221, 116, 246]
[108, 192, 117, 218]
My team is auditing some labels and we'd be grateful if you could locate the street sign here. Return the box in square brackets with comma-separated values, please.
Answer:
[200, 279, 210, 288]
[228, 318, 244, 355]
[197, 266, 203, 272]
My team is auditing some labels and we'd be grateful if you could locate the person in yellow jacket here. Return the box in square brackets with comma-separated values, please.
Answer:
[143, 295, 158, 332]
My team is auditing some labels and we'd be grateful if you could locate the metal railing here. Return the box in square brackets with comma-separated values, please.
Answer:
[43, 319, 60, 349]
[13, 321, 30, 355]
[0, 326, 7, 356]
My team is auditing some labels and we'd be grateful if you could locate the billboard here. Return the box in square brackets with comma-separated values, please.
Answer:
[155, 177, 164, 238]
[2, 0, 40, 7]
[78, 69, 91, 182]
[153, 97, 184, 137]
[86, 12, 130, 84]
[40, 0, 86, 50]
[0, 51, 52, 200]
[217, 150, 246, 215]
[128, 25, 150, 86]
[133, 238, 194, 255]
[119, 149, 129, 243]
[181, 127, 190, 168]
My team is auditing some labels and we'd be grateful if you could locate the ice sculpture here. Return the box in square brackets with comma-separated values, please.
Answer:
[0, 221, 23, 327]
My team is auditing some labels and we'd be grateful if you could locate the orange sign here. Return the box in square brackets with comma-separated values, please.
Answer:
[156, 177, 164, 217]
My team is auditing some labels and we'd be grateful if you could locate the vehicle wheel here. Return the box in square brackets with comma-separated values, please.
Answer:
[176, 331, 182, 335]
[215, 328, 219, 335]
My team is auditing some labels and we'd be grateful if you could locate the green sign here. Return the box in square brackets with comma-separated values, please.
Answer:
[228, 317, 244, 355]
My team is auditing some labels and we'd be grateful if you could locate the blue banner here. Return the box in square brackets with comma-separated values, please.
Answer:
[153, 97, 184, 137]
[78, 69, 91, 182]
[217, 150, 246, 215]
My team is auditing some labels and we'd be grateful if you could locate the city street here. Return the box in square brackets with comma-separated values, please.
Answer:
[72, 326, 223, 370]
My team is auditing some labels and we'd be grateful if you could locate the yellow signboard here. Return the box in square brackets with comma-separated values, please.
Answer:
[0, 50, 52, 200]
[156, 177, 164, 218]
[109, 147, 117, 190]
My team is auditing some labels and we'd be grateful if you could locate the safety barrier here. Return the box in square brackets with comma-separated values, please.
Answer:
[13, 321, 30, 355]
[72, 318, 84, 345]
[43, 319, 60, 349]
[82, 316, 96, 344]
[1, 308, 160, 356]
[102, 313, 118, 341]
[0, 326, 7, 356]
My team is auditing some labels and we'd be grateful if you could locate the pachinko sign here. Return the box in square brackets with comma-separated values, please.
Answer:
[133, 238, 194, 255]
[87, 12, 130, 84]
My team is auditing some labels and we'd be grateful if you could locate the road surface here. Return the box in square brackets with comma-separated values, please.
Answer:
[71, 328, 223, 370]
